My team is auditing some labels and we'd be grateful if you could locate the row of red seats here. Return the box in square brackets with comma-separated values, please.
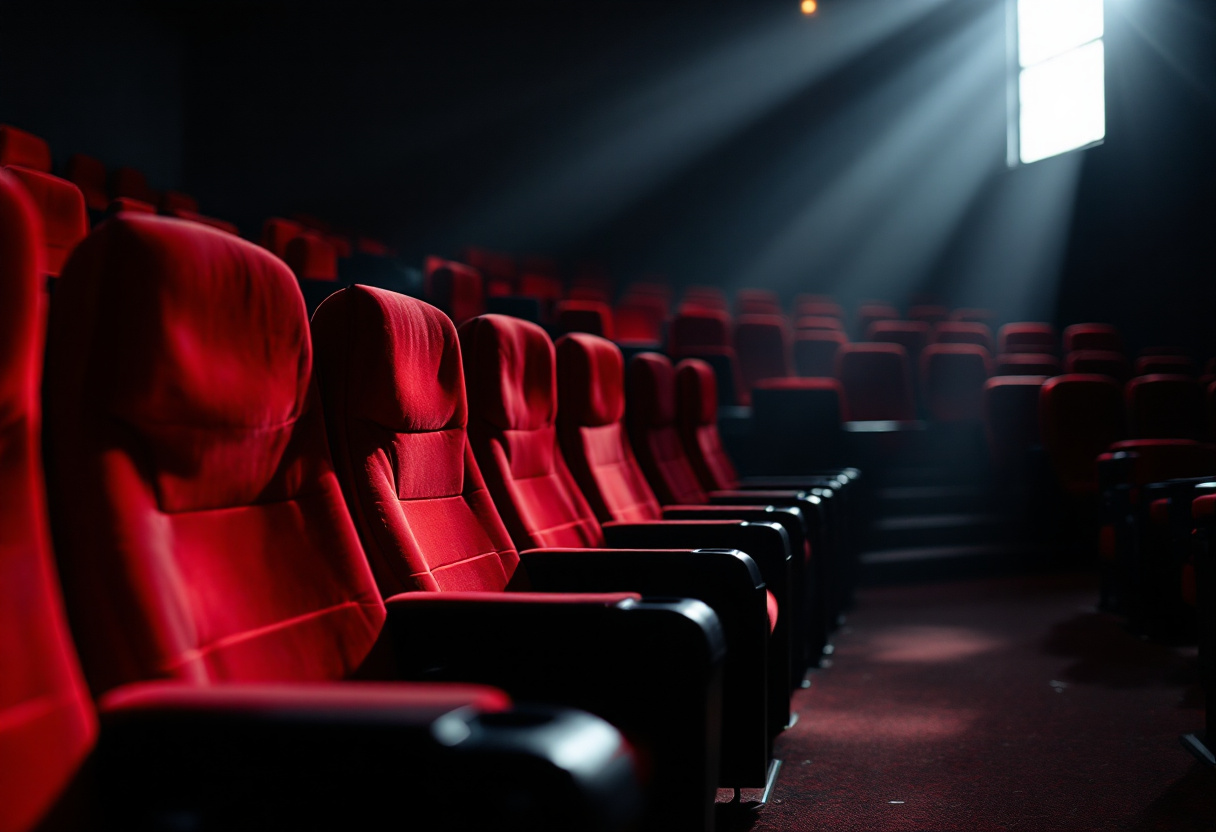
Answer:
[2, 168, 865, 830]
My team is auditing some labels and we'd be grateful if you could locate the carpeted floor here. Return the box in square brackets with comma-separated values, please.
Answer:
[720, 572, 1213, 831]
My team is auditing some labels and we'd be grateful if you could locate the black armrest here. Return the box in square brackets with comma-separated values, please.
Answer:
[383, 591, 724, 830]
[97, 681, 641, 832]
[519, 547, 772, 785]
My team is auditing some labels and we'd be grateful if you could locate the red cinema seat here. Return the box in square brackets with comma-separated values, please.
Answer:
[1064, 323, 1122, 354]
[736, 288, 782, 316]
[1135, 355, 1196, 377]
[42, 214, 642, 832]
[310, 290, 724, 828]
[1040, 375, 1125, 496]
[795, 315, 845, 332]
[908, 304, 949, 326]
[1127, 375, 1205, 440]
[950, 307, 996, 324]
[615, 295, 666, 345]
[106, 197, 157, 217]
[867, 320, 931, 367]
[428, 258, 486, 325]
[934, 321, 995, 354]
[285, 230, 340, 314]
[682, 285, 729, 311]
[1065, 349, 1130, 381]
[555, 298, 615, 339]
[570, 273, 613, 303]
[65, 153, 109, 212]
[624, 281, 673, 307]
[998, 322, 1057, 355]
[857, 303, 899, 337]
[983, 376, 1047, 475]
[158, 190, 199, 215]
[518, 272, 563, 302]
[996, 352, 1060, 377]
[836, 343, 916, 422]
[794, 329, 848, 378]
[0, 167, 97, 832]
[0, 125, 52, 172]
[110, 166, 158, 204]
[260, 217, 304, 258]
[669, 305, 744, 405]
[921, 344, 991, 422]
[735, 313, 794, 392]
[795, 296, 844, 319]
[4, 166, 88, 278]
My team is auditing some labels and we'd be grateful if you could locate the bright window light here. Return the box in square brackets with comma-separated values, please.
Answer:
[1010, 0, 1105, 165]
[1017, 0, 1104, 67]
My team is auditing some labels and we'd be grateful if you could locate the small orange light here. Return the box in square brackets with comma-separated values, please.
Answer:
[801, 0, 818, 14]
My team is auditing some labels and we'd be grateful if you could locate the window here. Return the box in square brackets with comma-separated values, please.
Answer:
[1008, 0, 1106, 166]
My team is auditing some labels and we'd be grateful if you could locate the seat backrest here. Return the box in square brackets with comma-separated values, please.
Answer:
[0, 124, 52, 172]
[921, 343, 991, 422]
[45, 215, 386, 696]
[736, 288, 781, 316]
[1063, 323, 1122, 354]
[459, 315, 606, 550]
[1039, 374, 1125, 495]
[734, 313, 793, 391]
[1134, 355, 1195, 377]
[794, 329, 847, 378]
[3, 166, 89, 277]
[934, 322, 994, 353]
[555, 333, 664, 524]
[555, 298, 615, 339]
[110, 166, 157, 204]
[669, 306, 731, 353]
[1064, 349, 1129, 381]
[1106, 439, 1216, 486]
[983, 376, 1046, 472]
[835, 343, 916, 421]
[428, 259, 486, 325]
[795, 297, 844, 319]
[866, 320, 930, 365]
[995, 352, 1059, 377]
[681, 285, 729, 311]
[285, 230, 338, 281]
[65, 153, 109, 212]
[627, 353, 710, 506]
[857, 303, 899, 337]
[998, 322, 1057, 355]
[159, 190, 200, 216]
[1126, 375, 1204, 440]
[949, 307, 995, 324]
[312, 288, 521, 595]
[614, 296, 666, 344]
[907, 304, 949, 326]
[0, 168, 97, 832]
[675, 358, 739, 492]
[795, 315, 844, 332]
[518, 273, 563, 302]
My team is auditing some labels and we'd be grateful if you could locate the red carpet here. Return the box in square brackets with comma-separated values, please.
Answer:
[722, 573, 1213, 831]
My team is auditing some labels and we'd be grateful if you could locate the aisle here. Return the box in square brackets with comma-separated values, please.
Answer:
[724, 573, 1212, 832]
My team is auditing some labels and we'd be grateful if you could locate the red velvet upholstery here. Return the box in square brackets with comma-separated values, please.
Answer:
[676, 359, 739, 493]
[4, 167, 88, 277]
[983, 376, 1046, 472]
[1063, 323, 1122, 354]
[736, 289, 781, 316]
[836, 343, 916, 421]
[159, 190, 199, 215]
[65, 154, 109, 212]
[0, 124, 52, 172]
[627, 353, 710, 506]
[1126, 375, 1204, 440]
[734, 314, 793, 391]
[615, 296, 666, 345]
[1039, 375, 1125, 496]
[110, 166, 157, 204]
[518, 273, 563, 302]
[556, 333, 664, 524]
[857, 303, 899, 336]
[312, 288, 522, 594]
[260, 217, 304, 259]
[908, 305, 949, 326]
[998, 322, 1057, 355]
[429, 259, 485, 325]
[995, 352, 1059, 377]
[285, 231, 338, 281]
[460, 314, 606, 549]
[556, 299, 615, 339]
[934, 322, 994, 353]
[1065, 349, 1130, 381]
[794, 329, 847, 378]
[45, 215, 387, 696]
[1134, 355, 1196, 377]
[0, 168, 97, 832]
[921, 344, 991, 422]
[866, 320, 930, 364]
[669, 306, 731, 352]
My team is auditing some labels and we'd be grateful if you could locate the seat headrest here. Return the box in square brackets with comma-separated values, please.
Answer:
[459, 314, 555, 432]
[285, 231, 338, 281]
[57, 214, 313, 452]
[0, 169, 45, 417]
[107, 197, 157, 216]
[5, 167, 88, 277]
[261, 217, 304, 258]
[556, 333, 625, 428]
[159, 190, 199, 215]
[0, 125, 52, 172]
[111, 166, 157, 204]
[627, 352, 676, 429]
[312, 286, 465, 433]
[676, 359, 716, 427]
